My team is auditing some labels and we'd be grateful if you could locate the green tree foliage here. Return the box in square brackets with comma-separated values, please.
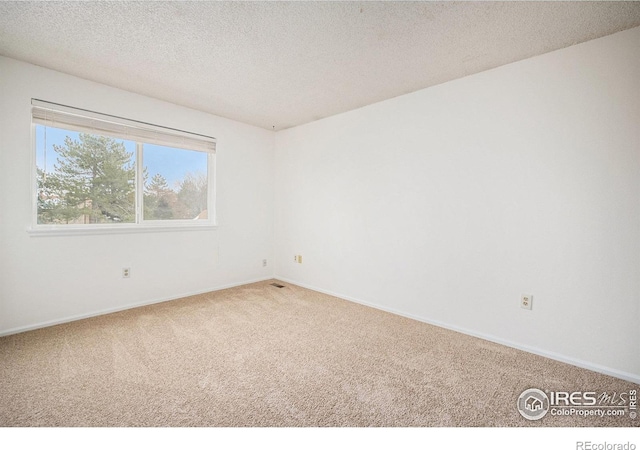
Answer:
[144, 173, 175, 220]
[144, 172, 207, 220]
[37, 168, 82, 224]
[37, 133, 135, 224]
[176, 172, 207, 219]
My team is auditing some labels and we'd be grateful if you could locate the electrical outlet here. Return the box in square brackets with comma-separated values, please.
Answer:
[521, 294, 532, 310]
[122, 267, 131, 278]
[262, 259, 267, 267]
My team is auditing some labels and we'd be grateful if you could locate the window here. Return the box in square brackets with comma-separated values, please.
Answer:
[31, 99, 216, 233]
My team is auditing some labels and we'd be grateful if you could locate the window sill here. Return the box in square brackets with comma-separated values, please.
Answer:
[27, 222, 218, 237]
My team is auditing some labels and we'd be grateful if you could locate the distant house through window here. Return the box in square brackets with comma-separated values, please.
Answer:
[32, 99, 216, 231]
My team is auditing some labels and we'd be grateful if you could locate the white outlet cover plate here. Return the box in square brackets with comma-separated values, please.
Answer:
[521, 294, 533, 310]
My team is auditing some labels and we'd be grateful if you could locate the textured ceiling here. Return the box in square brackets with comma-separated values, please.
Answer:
[1, 1, 640, 131]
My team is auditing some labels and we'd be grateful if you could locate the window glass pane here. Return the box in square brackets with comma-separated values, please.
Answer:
[143, 144, 208, 221]
[36, 125, 136, 224]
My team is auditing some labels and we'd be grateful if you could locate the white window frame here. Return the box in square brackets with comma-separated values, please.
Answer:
[28, 99, 217, 236]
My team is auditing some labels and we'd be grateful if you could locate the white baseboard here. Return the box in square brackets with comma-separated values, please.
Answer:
[0, 276, 274, 338]
[275, 276, 640, 385]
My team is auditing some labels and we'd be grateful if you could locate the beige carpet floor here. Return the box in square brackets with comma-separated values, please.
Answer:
[0, 280, 637, 427]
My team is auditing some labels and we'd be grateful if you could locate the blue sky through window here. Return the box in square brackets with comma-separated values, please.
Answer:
[35, 125, 136, 172]
[35, 126, 206, 187]
[143, 143, 207, 188]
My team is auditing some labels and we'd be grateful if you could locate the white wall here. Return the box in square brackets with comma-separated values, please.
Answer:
[274, 27, 640, 382]
[0, 56, 275, 334]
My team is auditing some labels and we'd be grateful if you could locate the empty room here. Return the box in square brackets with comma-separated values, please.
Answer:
[1, 0, 639, 440]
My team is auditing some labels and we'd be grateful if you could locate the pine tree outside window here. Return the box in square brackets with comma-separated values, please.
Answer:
[31, 100, 216, 234]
